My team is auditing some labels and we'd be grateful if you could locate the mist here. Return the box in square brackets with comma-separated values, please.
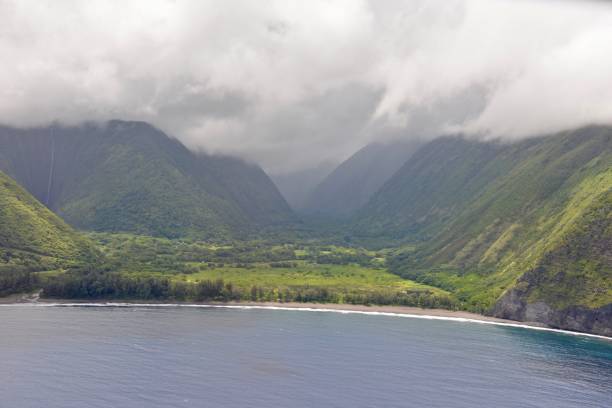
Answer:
[1, 0, 611, 173]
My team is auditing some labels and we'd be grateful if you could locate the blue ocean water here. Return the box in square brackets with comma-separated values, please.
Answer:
[0, 305, 610, 408]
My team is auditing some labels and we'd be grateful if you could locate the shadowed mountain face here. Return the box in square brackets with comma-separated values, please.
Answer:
[271, 161, 336, 211]
[0, 121, 295, 239]
[353, 126, 611, 335]
[303, 140, 421, 217]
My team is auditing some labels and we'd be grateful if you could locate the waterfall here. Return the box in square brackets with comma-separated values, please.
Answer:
[45, 127, 55, 206]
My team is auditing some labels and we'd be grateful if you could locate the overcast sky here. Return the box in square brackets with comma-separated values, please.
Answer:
[1, 0, 611, 173]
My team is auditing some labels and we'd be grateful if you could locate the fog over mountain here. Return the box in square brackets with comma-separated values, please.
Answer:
[1, 0, 612, 173]
[303, 140, 422, 216]
[270, 161, 336, 211]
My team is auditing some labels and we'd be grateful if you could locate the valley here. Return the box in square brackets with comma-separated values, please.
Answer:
[0, 121, 610, 336]
[3, 3, 612, 406]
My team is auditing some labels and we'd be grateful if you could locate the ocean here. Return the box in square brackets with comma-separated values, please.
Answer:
[1, 304, 610, 408]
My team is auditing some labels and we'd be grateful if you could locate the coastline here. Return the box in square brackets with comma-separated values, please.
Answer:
[2, 294, 610, 341]
[0, 294, 508, 322]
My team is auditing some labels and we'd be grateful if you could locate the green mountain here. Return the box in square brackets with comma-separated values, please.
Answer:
[1, 119, 609, 335]
[354, 126, 611, 335]
[0, 121, 295, 240]
[0, 171, 96, 294]
[304, 140, 420, 216]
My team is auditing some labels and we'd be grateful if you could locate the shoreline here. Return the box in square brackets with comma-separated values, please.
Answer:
[2, 295, 610, 341]
[1, 295, 507, 322]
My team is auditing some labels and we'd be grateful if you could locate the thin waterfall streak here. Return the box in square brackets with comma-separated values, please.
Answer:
[45, 128, 55, 206]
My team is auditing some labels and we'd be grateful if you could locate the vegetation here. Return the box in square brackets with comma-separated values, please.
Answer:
[42, 271, 453, 308]
[0, 171, 99, 295]
[0, 270, 39, 297]
[38, 233, 453, 308]
[0, 121, 295, 241]
[360, 126, 612, 319]
[0, 171, 94, 259]
[0, 124, 610, 335]
[0, 167, 451, 308]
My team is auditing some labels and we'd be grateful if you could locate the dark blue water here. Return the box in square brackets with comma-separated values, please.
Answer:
[0, 305, 610, 408]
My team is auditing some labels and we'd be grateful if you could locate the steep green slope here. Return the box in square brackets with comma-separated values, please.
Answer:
[0, 171, 97, 294]
[357, 126, 611, 334]
[0, 121, 295, 240]
[352, 137, 509, 240]
[492, 175, 611, 335]
[304, 140, 420, 216]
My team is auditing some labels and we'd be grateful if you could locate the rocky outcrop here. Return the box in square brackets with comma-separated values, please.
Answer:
[493, 289, 612, 337]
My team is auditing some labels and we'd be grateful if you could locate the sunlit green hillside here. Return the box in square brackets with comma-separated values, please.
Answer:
[0, 171, 97, 294]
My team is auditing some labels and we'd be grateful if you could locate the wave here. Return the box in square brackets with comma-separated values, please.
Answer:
[1, 302, 610, 341]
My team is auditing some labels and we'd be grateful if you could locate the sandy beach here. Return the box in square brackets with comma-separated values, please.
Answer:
[0, 293, 539, 325]
[0, 295, 507, 322]
[215, 301, 516, 323]
[4, 294, 612, 340]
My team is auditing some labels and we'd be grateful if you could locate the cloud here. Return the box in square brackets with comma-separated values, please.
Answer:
[0, 0, 611, 172]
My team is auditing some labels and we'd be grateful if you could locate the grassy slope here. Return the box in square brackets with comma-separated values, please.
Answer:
[176, 265, 434, 293]
[352, 136, 505, 241]
[360, 126, 611, 319]
[0, 171, 96, 277]
[519, 186, 611, 310]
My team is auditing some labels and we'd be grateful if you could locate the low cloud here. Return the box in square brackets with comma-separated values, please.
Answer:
[1, 0, 611, 172]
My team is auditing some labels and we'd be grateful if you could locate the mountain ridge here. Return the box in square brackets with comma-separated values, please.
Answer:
[0, 120, 609, 335]
[303, 140, 421, 216]
[356, 126, 611, 334]
[0, 120, 296, 240]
